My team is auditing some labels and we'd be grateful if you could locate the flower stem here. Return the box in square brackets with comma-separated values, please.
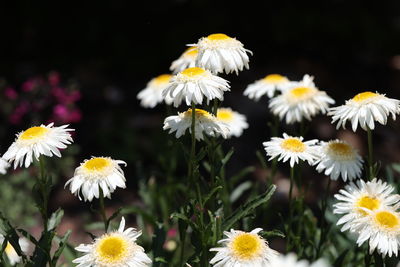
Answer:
[188, 103, 197, 185]
[367, 128, 374, 180]
[286, 166, 295, 252]
[316, 178, 331, 258]
[99, 187, 108, 232]
[38, 157, 48, 230]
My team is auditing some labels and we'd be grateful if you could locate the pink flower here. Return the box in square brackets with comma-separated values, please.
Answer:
[4, 87, 17, 100]
[48, 71, 61, 87]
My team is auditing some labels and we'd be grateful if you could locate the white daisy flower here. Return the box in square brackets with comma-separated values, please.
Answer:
[65, 156, 127, 202]
[137, 74, 173, 108]
[0, 158, 10, 174]
[0, 235, 30, 266]
[243, 74, 291, 100]
[216, 108, 248, 138]
[353, 208, 400, 257]
[162, 67, 230, 107]
[269, 75, 335, 124]
[73, 217, 152, 267]
[163, 108, 230, 140]
[192, 33, 252, 75]
[170, 47, 198, 74]
[209, 228, 278, 267]
[315, 139, 363, 182]
[267, 253, 331, 267]
[329, 91, 400, 131]
[263, 133, 319, 167]
[2, 123, 74, 169]
[333, 178, 400, 233]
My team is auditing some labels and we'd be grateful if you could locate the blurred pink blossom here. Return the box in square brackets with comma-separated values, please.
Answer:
[4, 87, 18, 100]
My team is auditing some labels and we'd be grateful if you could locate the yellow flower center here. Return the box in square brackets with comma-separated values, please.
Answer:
[375, 211, 399, 229]
[84, 158, 111, 171]
[352, 92, 378, 102]
[217, 109, 233, 121]
[231, 233, 262, 260]
[180, 67, 207, 78]
[207, 33, 231, 41]
[356, 196, 380, 215]
[185, 108, 211, 119]
[5, 242, 14, 255]
[96, 235, 128, 263]
[153, 74, 172, 85]
[184, 47, 198, 57]
[289, 87, 314, 99]
[263, 74, 287, 84]
[280, 138, 306, 153]
[327, 142, 354, 160]
[20, 126, 49, 140]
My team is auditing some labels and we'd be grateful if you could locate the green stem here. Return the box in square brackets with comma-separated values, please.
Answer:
[188, 103, 197, 185]
[367, 128, 374, 180]
[39, 157, 48, 230]
[316, 178, 331, 258]
[99, 187, 108, 232]
[286, 166, 295, 252]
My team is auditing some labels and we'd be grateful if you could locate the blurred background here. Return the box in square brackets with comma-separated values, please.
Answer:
[1, 0, 400, 263]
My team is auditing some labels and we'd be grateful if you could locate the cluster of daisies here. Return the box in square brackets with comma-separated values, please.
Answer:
[0, 123, 152, 266]
[137, 33, 251, 140]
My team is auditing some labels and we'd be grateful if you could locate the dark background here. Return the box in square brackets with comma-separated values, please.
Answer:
[2, 0, 400, 210]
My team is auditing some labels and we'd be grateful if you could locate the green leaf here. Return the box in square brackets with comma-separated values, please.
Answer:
[203, 186, 222, 207]
[220, 147, 234, 167]
[121, 206, 157, 226]
[0, 212, 26, 261]
[47, 209, 64, 231]
[151, 223, 167, 267]
[170, 213, 196, 229]
[230, 166, 255, 186]
[106, 207, 122, 230]
[222, 185, 276, 231]
[51, 230, 71, 266]
[28, 230, 54, 267]
[260, 229, 285, 239]
[256, 150, 268, 169]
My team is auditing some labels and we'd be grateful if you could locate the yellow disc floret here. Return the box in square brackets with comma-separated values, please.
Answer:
[289, 87, 314, 100]
[356, 196, 380, 215]
[327, 142, 354, 160]
[153, 74, 172, 85]
[207, 33, 231, 41]
[20, 126, 49, 140]
[84, 158, 111, 171]
[231, 233, 262, 260]
[352, 92, 378, 103]
[263, 74, 287, 84]
[96, 235, 128, 264]
[5, 242, 14, 255]
[185, 108, 211, 119]
[375, 211, 399, 229]
[180, 67, 207, 78]
[184, 47, 198, 57]
[217, 109, 234, 121]
[281, 138, 306, 153]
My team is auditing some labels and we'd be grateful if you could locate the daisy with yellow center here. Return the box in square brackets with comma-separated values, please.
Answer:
[315, 139, 363, 182]
[243, 74, 292, 100]
[0, 235, 30, 266]
[163, 108, 230, 140]
[329, 91, 400, 131]
[162, 67, 230, 107]
[0, 157, 10, 174]
[137, 74, 173, 108]
[170, 47, 198, 74]
[191, 33, 252, 75]
[352, 208, 400, 257]
[209, 228, 278, 266]
[269, 75, 335, 124]
[267, 253, 330, 267]
[216, 108, 248, 138]
[2, 123, 74, 169]
[333, 178, 400, 233]
[263, 133, 319, 167]
[65, 156, 127, 202]
[73, 217, 152, 267]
